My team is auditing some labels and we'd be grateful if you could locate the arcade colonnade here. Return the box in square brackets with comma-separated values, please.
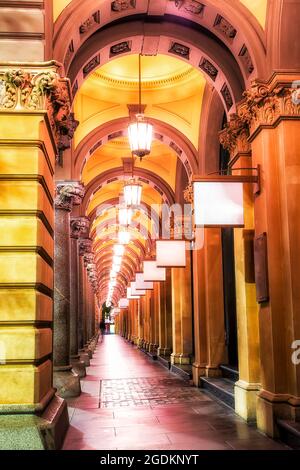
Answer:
[0, 0, 299, 450]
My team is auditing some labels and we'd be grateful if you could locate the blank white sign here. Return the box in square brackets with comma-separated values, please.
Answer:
[156, 240, 186, 267]
[193, 181, 244, 227]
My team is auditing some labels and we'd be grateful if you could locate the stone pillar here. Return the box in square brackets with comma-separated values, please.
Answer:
[240, 75, 300, 436]
[53, 181, 84, 398]
[219, 75, 300, 435]
[0, 64, 71, 449]
[158, 269, 173, 357]
[192, 234, 208, 385]
[69, 217, 89, 378]
[171, 249, 193, 365]
[78, 239, 92, 363]
[220, 121, 261, 421]
[203, 229, 227, 376]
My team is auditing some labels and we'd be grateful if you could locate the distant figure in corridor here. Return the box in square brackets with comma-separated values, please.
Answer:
[99, 320, 106, 342]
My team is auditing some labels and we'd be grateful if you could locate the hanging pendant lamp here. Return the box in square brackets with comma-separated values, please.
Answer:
[123, 179, 142, 207]
[128, 54, 153, 159]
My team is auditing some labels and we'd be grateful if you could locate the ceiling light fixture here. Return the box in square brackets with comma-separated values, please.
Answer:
[128, 54, 153, 160]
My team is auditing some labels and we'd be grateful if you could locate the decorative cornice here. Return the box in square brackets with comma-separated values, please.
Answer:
[92, 67, 195, 90]
[55, 182, 85, 211]
[70, 217, 90, 239]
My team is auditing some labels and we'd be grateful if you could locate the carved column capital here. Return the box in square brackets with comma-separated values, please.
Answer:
[183, 182, 194, 204]
[70, 217, 90, 239]
[79, 239, 93, 256]
[0, 64, 77, 159]
[55, 181, 84, 211]
[241, 76, 300, 133]
[219, 111, 250, 157]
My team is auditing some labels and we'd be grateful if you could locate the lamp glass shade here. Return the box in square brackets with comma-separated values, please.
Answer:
[114, 244, 125, 256]
[119, 207, 132, 226]
[113, 255, 122, 265]
[135, 273, 154, 290]
[130, 282, 146, 296]
[156, 240, 186, 267]
[128, 117, 153, 158]
[124, 180, 142, 207]
[118, 230, 131, 245]
[193, 181, 244, 227]
[112, 264, 121, 272]
[143, 261, 166, 282]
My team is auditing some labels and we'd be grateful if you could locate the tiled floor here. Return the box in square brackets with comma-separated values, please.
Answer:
[63, 335, 289, 450]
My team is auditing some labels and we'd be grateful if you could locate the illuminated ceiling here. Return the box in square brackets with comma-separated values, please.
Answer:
[82, 137, 178, 191]
[74, 54, 206, 150]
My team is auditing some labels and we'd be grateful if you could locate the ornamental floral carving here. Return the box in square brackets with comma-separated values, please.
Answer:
[55, 182, 85, 211]
[0, 67, 75, 156]
[70, 217, 90, 239]
[183, 183, 194, 204]
[79, 239, 93, 256]
[219, 77, 300, 154]
[242, 80, 300, 130]
[219, 112, 250, 155]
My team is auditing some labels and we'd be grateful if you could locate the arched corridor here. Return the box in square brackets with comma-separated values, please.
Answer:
[0, 0, 300, 453]
[63, 335, 287, 450]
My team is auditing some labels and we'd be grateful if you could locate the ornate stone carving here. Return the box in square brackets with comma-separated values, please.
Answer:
[170, 141, 182, 156]
[221, 83, 234, 111]
[70, 217, 90, 239]
[110, 41, 132, 57]
[239, 45, 254, 75]
[183, 183, 194, 204]
[57, 113, 79, 153]
[83, 55, 100, 77]
[242, 80, 300, 130]
[84, 253, 95, 267]
[79, 239, 93, 256]
[214, 14, 237, 40]
[219, 113, 250, 156]
[170, 0, 205, 15]
[199, 57, 218, 81]
[79, 11, 100, 34]
[55, 182, 85, 211]
[0, 66, 74, 154]
[169, 42, 190, 60]
[111, 0, 136, 12]
[219, 77, 300, 154]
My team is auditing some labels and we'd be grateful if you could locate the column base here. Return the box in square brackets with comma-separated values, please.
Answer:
[0, 394, 69, 450]
[205, 365, 222, 377]
[157, 347, 172, 357]
[171, 353, 192, 365]
[79, 350, 90, 366]
[234, 380, 260, 423]
[53, 366, 81, 398]
[71, 356, 86, 378]
[192, 362, 206, 387]
[257, 390, 300, 438]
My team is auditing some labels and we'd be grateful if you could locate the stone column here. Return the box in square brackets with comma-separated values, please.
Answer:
[69, 217, 90, 378]
[220, 121, 260, 421]
[239, 75, 300, 436]
[203, 229, 227, 376]
[192, 235, 208, 385]
[158, 269, 173, 357]
[53, 181, 84, 398]
[171, 249, 193, 365]
[78, 239, 92, 363]
[0, 64, 71, 449]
